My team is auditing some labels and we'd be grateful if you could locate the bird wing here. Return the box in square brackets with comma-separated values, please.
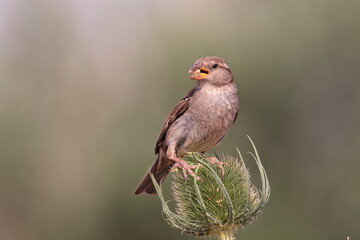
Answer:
[213, 109, 239, 147]
[155, 87, 197, 154]
[233, 109, 239, 123]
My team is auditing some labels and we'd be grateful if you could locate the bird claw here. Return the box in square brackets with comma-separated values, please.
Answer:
[173, 160, 197, 178]
[208, 157, 225, 177]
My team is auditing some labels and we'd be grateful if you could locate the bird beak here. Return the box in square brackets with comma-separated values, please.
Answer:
[189, 62, 209, 80]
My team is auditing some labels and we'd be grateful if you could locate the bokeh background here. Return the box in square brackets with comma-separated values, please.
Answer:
[1, 0, 359, 239]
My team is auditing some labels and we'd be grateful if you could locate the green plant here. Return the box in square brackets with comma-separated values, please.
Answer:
[150, 136, 270, 240]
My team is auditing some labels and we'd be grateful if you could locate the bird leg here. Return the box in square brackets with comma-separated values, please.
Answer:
[207, 156, 225, 177]
[172, 158, 197, 178]
[167, 147, 196, 178]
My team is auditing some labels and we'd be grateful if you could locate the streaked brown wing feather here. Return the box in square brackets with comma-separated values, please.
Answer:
[155, 87, 197, 154]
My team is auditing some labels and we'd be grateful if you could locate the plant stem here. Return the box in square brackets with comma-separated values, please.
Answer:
[218, 230, 235, 240]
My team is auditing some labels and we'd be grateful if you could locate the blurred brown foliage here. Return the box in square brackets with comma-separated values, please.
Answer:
[0, 0, 359, 239]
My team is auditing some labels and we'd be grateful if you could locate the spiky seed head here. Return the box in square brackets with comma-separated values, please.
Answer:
[150, 136, 270, 240]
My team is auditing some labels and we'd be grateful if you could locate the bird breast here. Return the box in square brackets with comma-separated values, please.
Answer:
[170, 83, 239, 155]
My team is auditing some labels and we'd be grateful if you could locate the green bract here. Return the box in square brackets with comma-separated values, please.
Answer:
[150, 136, 270, 240]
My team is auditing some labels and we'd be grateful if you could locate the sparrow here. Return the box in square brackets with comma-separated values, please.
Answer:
[134, 56, 239, 195]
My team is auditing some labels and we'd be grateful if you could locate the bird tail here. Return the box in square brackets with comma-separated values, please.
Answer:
[133, 156, 171, 195]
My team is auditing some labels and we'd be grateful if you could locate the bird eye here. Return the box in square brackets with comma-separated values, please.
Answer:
[212, 64, 218, 68]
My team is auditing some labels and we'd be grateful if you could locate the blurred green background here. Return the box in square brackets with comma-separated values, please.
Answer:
[1, 0, 359, 239]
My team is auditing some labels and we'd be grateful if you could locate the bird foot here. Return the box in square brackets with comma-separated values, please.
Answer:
[172, 159, 197, 179]
[208, 157, 225, 177]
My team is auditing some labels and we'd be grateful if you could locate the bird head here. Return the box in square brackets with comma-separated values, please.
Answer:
[188, 56, 233, 86]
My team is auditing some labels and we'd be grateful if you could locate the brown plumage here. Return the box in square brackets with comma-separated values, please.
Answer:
[134, 56, 239, 195]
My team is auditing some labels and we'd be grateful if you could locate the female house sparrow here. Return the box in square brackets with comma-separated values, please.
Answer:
[134, 56, 239, 195]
